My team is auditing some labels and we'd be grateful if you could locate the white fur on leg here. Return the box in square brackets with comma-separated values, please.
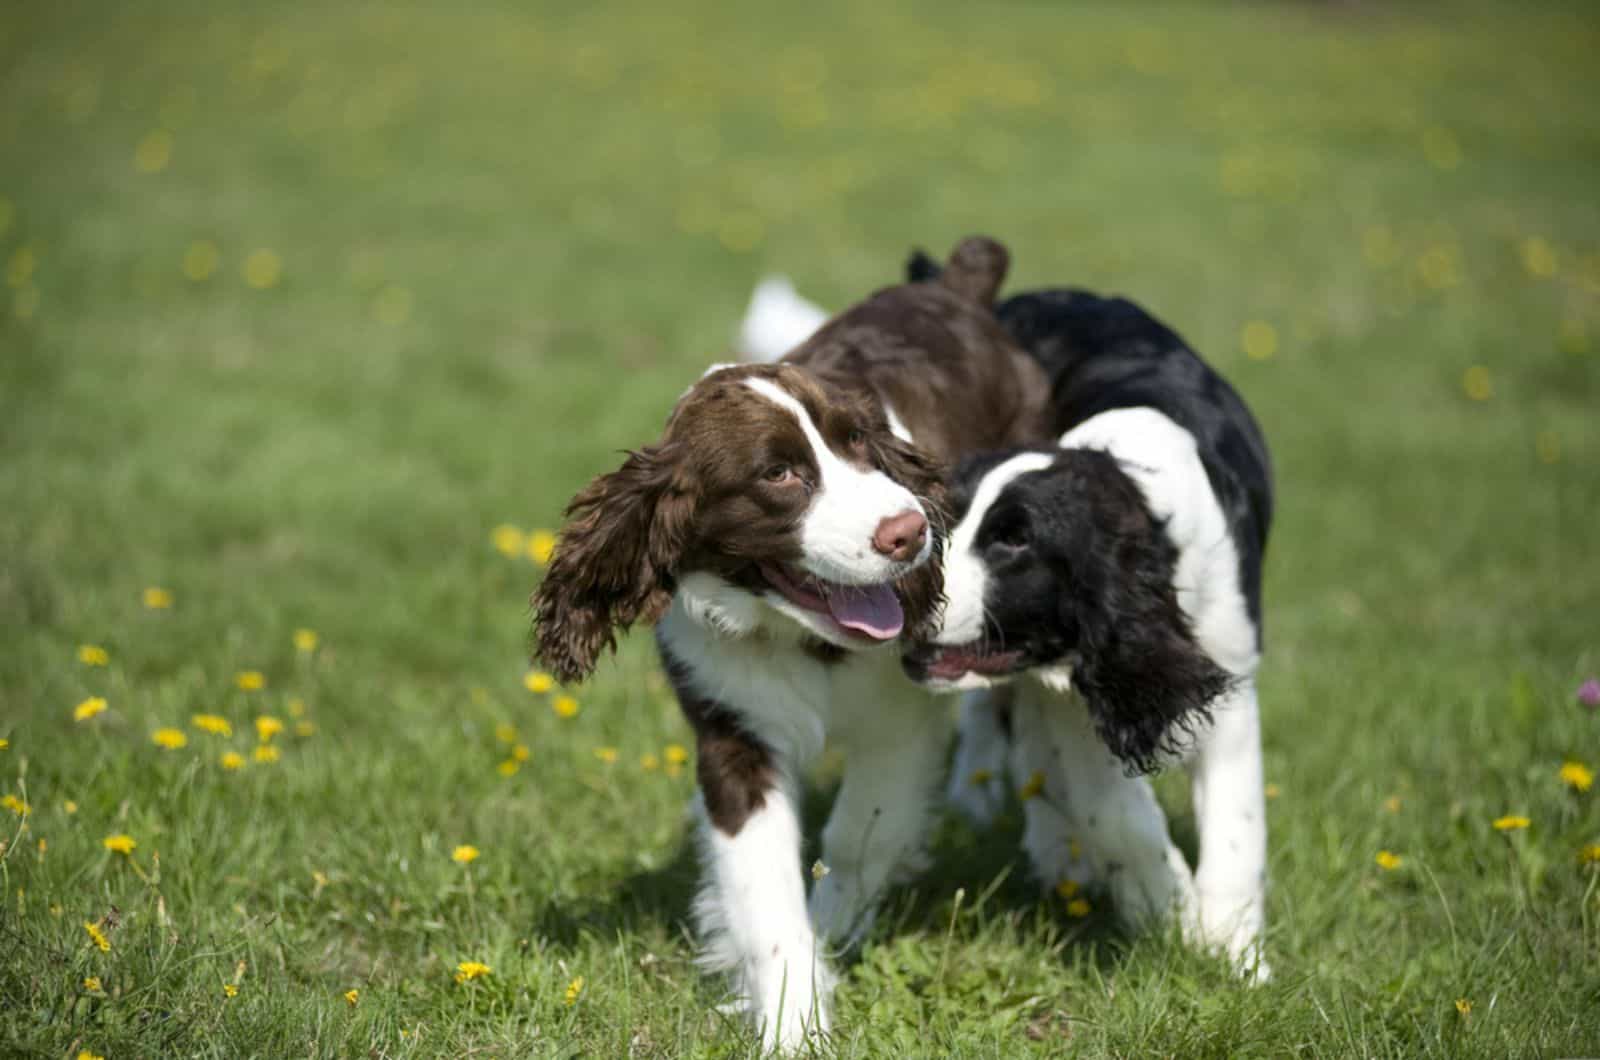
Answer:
[810, 680, 950, 946]
[735, 276, 829, 363]
[1190, 680, 1270, 981]
[693, 786, 835, 1052]
[946, 691, 1011, 827]
[1019, 685, 1196, 932]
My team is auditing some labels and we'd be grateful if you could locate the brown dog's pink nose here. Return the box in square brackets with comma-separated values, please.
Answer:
[872, 510, 927, 562]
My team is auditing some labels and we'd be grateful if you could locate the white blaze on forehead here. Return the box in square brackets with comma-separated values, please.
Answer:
[742, 376, 927, 586]
[936, 451, 1056, 645]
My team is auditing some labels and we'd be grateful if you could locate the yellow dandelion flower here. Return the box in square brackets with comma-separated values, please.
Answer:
[220, 750, 246, 771]
[1492, 814, 1530, 832]
[223, 983, 238, 998]
[236, 670, 266, 692]
[6, 244, 36, 287]
[1455, 998, 1472, 1017]
[152, 727, 188, 749]
[1520, 237, 1558, 278]
[242, 249, 282, 290]
[1055, 879, 1080, 899]
[143, 586, 173, 609]
[287, 697, 307, 718]
[454, 960, 491, 983]
[593, 746, 618, 764]
[255, 715, 284, 742]
[253, 744, 280, 763]
[640, 752, 660, 771]
[527, 529, 557, 566]
[372, 284, 412, 326]
[1375, 850, 1402, 870]
[1384, 794, 1402, 813]
[494, 722, 518, 744]
[1559, 761, 1594, 793]
[491, 524, 526, 557]
[294, 720, 316, 737]
[192, 714, 233, 737]
[77, 1051, 105, 1060]
[82, 976, 102, 992]
[2, 794, 31, 816]
[968, 768, 993, 786]
[1461, 365, 1492, 402]
[1018, 770, 1046, 801]
[552, 695, 579, 719]
[512, 743, 530, 763]
[133, 129, 173, 173]
[1264, 783, 1281, 799]
[182, 240, 219, 282]
[1578, 843, 1600, 865]
[1241, 320, 1278, 361]
[74, 697, 108, 722]
[0, 739, 7, 751]
[451, 844, 480, 864]
[564, 975, 585, 1005]
[63, 800, 78, 815]
[497, 759, 519, 777]
[293, 628, 319, 653]
[664, 744, 689, 766]
[523, 671, 554, 694]
[344, 988, 359, 1007]
[84, 921, 110, 952]
[1420, 126, 1462, 170]
[102, 834, 136, 854]
[78, 644, 109, 666]
[1066, 898, 1091, 918]
[811, 859, 830, 880]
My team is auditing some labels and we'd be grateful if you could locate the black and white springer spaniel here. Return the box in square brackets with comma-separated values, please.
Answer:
[533, 238, 1048, 1050]
[898, 267, 1276, 980]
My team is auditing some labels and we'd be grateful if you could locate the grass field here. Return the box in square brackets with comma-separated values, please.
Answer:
[3, 0, 1598, 1056]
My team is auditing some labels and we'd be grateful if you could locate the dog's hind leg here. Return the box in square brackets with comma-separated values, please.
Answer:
[1017, 687, 1196, 932]
[946, 688, 1013, 828]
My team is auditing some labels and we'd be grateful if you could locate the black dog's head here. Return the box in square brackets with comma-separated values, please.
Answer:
[902, 447, 1234, 773]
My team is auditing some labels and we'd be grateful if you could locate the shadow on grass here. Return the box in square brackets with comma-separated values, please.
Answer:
[531, 780, 1161, 982]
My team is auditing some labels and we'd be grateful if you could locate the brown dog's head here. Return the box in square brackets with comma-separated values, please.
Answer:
[532, 361, 947, 683]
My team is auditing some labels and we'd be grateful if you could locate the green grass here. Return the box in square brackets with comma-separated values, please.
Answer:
[3, 0, 1598, 1055]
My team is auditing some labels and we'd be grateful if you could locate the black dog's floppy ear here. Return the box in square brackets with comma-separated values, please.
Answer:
[531, 444, 696, 684]
[1065, 463, 1235, 774]
[938, 235, 1009, 305]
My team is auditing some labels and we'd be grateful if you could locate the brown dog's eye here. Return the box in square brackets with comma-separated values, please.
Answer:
[764, 464, 794, 484]
[847, 428, 866, 449]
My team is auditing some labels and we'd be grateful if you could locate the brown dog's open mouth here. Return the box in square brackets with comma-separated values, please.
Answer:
[757, 562, 904, 641]
[911, 643, 1026, 681]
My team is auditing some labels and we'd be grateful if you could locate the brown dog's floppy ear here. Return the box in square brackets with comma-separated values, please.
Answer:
[531, 444, 696, 684]
[938, 236, 1009, 305]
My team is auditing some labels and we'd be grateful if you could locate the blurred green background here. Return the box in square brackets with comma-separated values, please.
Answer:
[2, 1, 1597, 1057]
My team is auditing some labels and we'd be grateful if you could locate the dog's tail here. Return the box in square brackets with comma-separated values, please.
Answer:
[734, 275, 829, 363]
[905, 236, 1008, 306]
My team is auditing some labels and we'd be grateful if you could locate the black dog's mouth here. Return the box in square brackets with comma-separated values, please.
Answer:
[757, 562, 904, 642]
[902, 641, 1026, 683]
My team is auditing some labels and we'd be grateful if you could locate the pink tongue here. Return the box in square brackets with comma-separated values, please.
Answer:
[826, 584, 904, 641]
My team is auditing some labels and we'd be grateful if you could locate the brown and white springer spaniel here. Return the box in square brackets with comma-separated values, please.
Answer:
[533, 237, 1046, 1051]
